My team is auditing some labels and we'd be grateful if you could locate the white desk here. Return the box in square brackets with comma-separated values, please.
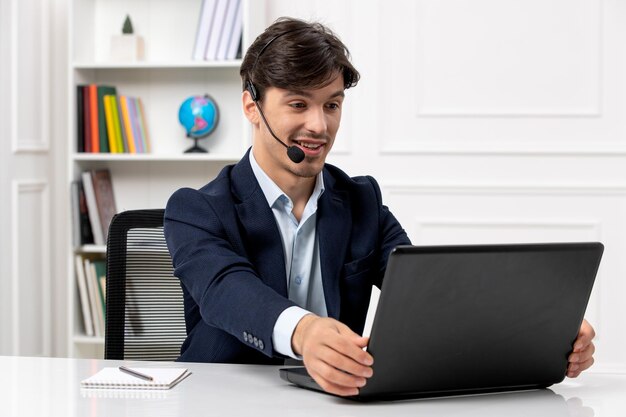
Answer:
[0, 355, 624, 417]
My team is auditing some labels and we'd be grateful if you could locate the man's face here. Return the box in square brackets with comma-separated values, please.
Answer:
[251, 74, 345, 180]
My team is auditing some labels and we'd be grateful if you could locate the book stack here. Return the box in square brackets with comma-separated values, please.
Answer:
[192, 0, 243, 61]
[70, 169, 117, 247]
[75, 254, 107, 337]
[76, 84, 151, 154]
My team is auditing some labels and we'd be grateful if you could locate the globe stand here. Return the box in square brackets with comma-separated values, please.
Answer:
[184, 137, 208, 153]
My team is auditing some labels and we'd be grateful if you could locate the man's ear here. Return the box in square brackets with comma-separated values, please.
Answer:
[242, 90, 259, 124]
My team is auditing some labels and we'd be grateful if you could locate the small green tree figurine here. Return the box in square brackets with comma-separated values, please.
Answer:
[110, 14, 144, 61]
[122, 15, 134, 35]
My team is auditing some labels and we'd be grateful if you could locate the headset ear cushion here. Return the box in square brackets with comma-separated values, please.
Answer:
[247, 81, 259, 102]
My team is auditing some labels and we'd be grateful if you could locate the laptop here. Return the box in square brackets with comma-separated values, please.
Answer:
[280, 242, 604, 401]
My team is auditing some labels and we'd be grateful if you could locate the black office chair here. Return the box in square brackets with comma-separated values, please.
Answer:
[105, 209, 186, 361]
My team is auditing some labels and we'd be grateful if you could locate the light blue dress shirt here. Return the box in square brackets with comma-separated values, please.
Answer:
[249, 151, 328, 358]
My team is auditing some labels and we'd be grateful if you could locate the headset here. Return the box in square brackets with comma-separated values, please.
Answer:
[245, 29, 307, 163]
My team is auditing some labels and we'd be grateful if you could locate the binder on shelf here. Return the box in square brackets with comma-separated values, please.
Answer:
[80, 169, 117, 246]
[88, 84, 99, 153]
[128, 97, 144, 153]
[119, 96, 135, 153]
[216, 0, 241, 61]
[81, 171, 105, 246]
[225, 0, 243, 60]
[83, 86, 92, 153]
[115, 96, 129, 153]
[192, 0, 218, 60]
[108, 95, 125, 153]
[96, 86, 117, 153]
[84, 257, 104, 337]
[92, 169, 118, 242]
[75, 254, 94, 337]
[136, 98, 151, 153]
[76, 86, 85, 153]
[71, 180, 94, 247]
[204, 0, 229, 60]
[103, 95, 118, 153]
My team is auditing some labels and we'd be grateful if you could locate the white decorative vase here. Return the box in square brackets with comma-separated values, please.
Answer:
[110, 35, 145, 61]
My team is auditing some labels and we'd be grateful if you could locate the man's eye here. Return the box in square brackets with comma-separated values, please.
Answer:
[290, 103, 306, 109]
[326, 103, 340, 110]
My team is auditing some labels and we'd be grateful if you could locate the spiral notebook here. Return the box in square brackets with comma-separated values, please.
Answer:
[81, 367, 191, 390]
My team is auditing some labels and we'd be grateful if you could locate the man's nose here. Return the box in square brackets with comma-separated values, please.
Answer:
[304, 107, 327, 134]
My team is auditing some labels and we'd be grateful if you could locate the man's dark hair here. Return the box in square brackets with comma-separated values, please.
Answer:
[240, 17, 360, 100]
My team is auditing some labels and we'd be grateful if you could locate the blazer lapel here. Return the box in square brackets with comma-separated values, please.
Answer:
[317, 171, 351, 320]
[232, 152, 288, 296]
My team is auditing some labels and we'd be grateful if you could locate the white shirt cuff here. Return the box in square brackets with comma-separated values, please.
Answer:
[272, 306, 311, 359]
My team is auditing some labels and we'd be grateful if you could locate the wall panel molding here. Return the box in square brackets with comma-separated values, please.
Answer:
[11, 0, 50, 154]
[11, 180, 51, 356]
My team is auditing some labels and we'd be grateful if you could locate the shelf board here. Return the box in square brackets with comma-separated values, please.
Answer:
[72, 153, 241, 162]
[76, 244, 107, 254]
[73, 335, 105, 345]
[73, 60, 242, 70]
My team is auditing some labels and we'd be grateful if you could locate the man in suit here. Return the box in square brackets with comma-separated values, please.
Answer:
[164, 17, 596, 397]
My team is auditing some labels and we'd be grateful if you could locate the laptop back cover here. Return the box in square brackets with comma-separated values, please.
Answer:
[358, 242, 603, 400]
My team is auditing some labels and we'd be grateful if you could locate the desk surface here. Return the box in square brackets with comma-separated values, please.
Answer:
[0, 355, 624, 417]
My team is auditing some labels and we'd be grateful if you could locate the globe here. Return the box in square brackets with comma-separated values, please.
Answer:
[178, 94, 219, 153]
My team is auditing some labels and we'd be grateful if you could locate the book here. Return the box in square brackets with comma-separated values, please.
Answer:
[91, 169, 117, 242]
[192, 0, 217, 60]
[136, 98, 151, 153]
[76, 86, 85, 153]
[70, 181, 81, 247]
[216, 0, 240, 61]
[83, 257, 103, 337]
[93, 260, 107, 320]
[108, 95, 125, 153]
[224, 0, 243, 60]
[71, 180, 94, 246]
[83, 86, 92, 153]
[115, 96, 129, 153]
[119, 96, 137, 153]
[128, 97, 144, 153]
[204, 0, 229, 60]
[81, 367, 191, 390]
[103, 95, 118, 153]
[96, 86, 117, 153]
[74, 254, 94, 336]
[81, 171, 105, 246]
[88, 84, 99, 153]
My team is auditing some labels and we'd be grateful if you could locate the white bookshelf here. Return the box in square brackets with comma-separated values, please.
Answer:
[67, 0, 266, 358]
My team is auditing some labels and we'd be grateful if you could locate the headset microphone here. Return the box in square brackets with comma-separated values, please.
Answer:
[247, 80, 305, 164]
[246, 28, 307, 164]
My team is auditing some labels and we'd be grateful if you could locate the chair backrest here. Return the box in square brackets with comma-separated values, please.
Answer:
[105, 209, 186, 361]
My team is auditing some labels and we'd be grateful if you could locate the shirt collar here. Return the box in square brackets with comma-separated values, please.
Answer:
[249, 149, 325, 209]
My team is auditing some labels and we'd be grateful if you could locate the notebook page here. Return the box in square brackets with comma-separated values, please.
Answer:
[81, 367, 190, 390]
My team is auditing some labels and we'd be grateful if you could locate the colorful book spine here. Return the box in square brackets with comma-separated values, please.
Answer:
[137, 98, 151, 153]
[96, 86, 117, 153]
[115, 96, 128, 153]
[119, 96, 136, 154]
[83, 86, 92, 153]
[76, 86, 85, 153]
[88, 84, 99, 153]
[103, 95, 118, 153]
[128, 97, 144, 153]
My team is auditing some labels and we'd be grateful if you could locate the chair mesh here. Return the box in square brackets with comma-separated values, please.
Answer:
[105, 209, 186, 361]
[123, 227, 186, 360]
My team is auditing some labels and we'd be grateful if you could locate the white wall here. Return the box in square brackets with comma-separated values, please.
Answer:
[266, 0, 626, 373]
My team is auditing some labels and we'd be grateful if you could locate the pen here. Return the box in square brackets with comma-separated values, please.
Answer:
[119, 366, 154, 381]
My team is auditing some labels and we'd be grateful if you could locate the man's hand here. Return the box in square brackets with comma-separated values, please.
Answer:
[567, 319, 596, 378]
[292, 315, 373, 397]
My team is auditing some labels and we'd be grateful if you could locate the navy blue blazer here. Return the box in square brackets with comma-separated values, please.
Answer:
[164, 150, 410, 363]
